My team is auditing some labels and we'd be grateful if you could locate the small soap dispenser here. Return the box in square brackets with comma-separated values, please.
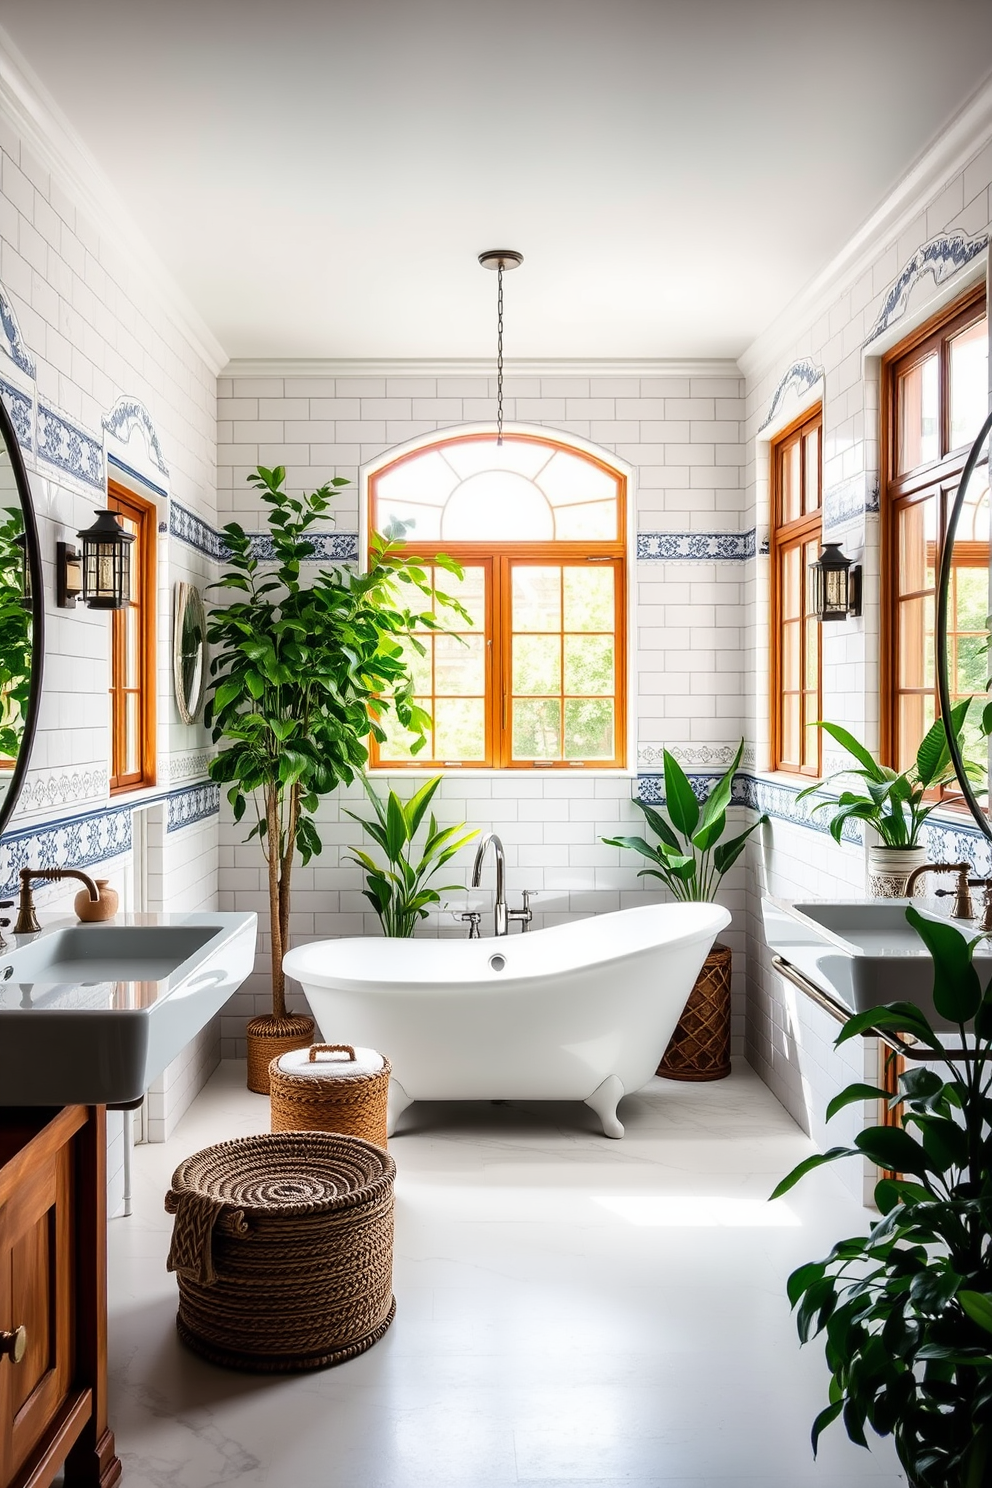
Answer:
[74, 879, 119, 923]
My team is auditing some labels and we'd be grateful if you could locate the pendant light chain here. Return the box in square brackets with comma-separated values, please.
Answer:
[496, 259, 505, 445]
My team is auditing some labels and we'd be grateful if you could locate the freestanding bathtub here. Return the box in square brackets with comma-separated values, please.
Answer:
[283, 901, 731, 1138]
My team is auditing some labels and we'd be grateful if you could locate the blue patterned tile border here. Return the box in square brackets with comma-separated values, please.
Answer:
[36, 404, 103, 488]
[0, 803, 133, 896]
[167, 782, 220, 833]
[103, 397, 169, 476]
[823, 473, 879, 531]
[759, 360, 823, 433]
[865, 231, 989, 346]
[0, 378, 32, 452]
[0, 287, 35, 378]
[637, 530, 756, 561]
[171, 499, 225, 560]
[170, 501, 360, 564]
[245, 532, 359, 562]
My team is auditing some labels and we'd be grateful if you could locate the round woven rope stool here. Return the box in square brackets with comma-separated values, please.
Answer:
[165, 1131, 396, 1372]
[657, 942, 732, 1082]
[270, 1044, 391, 1148]
[246, 1012, 315, 1095]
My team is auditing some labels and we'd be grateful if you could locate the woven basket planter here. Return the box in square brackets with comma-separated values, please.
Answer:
[657, 942, 732, 1082]
[165, 1131, 396, 1372]
[270, 1044, 391, 1148]
[246, 1012, 315, 1095]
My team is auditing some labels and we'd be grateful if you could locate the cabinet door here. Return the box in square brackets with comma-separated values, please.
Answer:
[0, 1138, 74, 1485]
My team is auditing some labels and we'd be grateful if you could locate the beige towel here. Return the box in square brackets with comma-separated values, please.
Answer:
[165, 1190, 247, 1286]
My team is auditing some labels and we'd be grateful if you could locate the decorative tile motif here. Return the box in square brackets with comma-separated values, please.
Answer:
[103, 397, 170, 476]
[36, 404, 103, 489]
[637, 742, 756, 771]
[170, 500, 226, 560]
[0, 804, 132, 897]
[758, 360, 823, 433]
[163, 751, 213, 785]
[922, 818, 992, 878]
[170, 501, 360, 564]
[246, 532, 359, 562]
[865, 232, 989, 346]
[167, 782, 220, 833]
[637, 530, 756, 561]
[0, 378, 32, 451]
[0, 287, 35, 378]
[636, 769, 863, 844]
[14, 769, 106, 816]
[823, 473, 874, 531]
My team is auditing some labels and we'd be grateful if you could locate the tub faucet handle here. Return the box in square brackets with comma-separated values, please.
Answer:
[507, 889, 535, 933]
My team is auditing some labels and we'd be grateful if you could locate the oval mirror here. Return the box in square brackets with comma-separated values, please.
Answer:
[0, 396, 43, 841]
[173, 582, 207, 725]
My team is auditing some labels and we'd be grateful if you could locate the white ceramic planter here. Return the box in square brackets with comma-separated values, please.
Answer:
[866, 845, 928, 898]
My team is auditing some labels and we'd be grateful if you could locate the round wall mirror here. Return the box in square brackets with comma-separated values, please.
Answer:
[173, 582, 207, 725]
[0, 396, 44, 841]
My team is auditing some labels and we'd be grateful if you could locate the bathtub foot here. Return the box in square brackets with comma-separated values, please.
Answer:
[386, 1078, 413, 1137]
[585, 1075, 625, 1139]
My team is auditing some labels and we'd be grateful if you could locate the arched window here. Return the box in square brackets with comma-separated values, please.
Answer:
[368, 433, 627, 769]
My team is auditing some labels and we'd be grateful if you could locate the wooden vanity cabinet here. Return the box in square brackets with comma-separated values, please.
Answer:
[0, 1107, 120, 1488]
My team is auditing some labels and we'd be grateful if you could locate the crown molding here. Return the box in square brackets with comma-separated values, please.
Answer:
[738, 70, 992, 383]
[221, 356, 744, 380]
[0, 25, 228, 377]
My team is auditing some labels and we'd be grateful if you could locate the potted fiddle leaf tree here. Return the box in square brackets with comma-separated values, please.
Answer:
[207, 465, 468, 1092]
[345, 775, 477, 937]
[603, 740, 766, 1080]
[772, 906, 992, 1488]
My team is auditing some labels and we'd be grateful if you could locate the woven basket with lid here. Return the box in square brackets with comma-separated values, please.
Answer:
[269, 1043, 391, 1147]
[165, 1130, 396, 1372]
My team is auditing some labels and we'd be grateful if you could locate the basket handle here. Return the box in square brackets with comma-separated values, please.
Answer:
[309, 1043, 356, 1063]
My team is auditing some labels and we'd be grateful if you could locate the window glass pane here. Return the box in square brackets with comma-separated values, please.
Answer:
[512, 567, 561, 631]
[897, 354, 939, 472]
[537, 448, 618, 506]
[897, 596, 934, 689]
[564, 698, 613, 760]
[897, 694, 932, 773]
[377, 699, 432, 761]
[512, 698, 560, 760]
[804, 616, 819, 688]
[781, 693, 800, 765]
[802, 696, 819, 769]
[956, 469, 990, 545]
[397, 634, 433, 695]
[434, 698, 485, 760]
[442, 471, 554, 541]
[781, 621, 800, 693]
[436, 565, 485, 630]
[554, 501, 616, 540]
[512, 635, 560, 695]
[563, 568, 613, 631]
[443, 438, 550, 479]
[781, 547, 801, 620]
[949, 317, 988, 452]
[124, 605, 139, 689]
[376, 501, 442, 541]
[125, 693, 140, 776]
[896, 498, 937, 594]
[564, 635, 613, 695]
[434, 634, 485, 695]
[780, 441, 801, 523]
[803, 427, 820, 514]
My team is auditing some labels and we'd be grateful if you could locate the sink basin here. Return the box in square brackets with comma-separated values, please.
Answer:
[0, 912, 257, 1105]
[762, 897, 992, 1032]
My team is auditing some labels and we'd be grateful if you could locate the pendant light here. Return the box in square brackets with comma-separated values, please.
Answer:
[77, 509, 135, 610]
[478, 249, 523, 444]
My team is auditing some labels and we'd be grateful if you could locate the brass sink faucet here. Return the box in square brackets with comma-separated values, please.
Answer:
[904, 862, 974, 920]
[14, 867, 100, 934]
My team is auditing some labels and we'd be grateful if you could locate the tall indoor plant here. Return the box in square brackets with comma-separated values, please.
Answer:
[797, 704, 976, 895]
[207, 465, 467, 1090]
[345, 775, 477, 937]
[602, 740, 766, 1079]
[772, 907, 992, 1488]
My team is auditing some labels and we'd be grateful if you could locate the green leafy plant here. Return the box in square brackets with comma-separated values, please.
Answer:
[602, 740, 767, 901]
[206, 465, 468, 1021]
[772, 907, 992, 1488]
[345, 775, 477, 937]
[797, 704, 978, 848]
[0, 505, 30, 763]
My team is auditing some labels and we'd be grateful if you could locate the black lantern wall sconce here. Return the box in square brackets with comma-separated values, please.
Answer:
[809, 542, 862, 622]
[56, 510, 134, 610]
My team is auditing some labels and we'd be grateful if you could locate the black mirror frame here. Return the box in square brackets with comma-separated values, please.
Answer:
[0, 393, 45, 842]
[935, 406, 992, 843]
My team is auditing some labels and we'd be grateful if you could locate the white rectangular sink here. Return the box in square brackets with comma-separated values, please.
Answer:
[0, 912, 257, 1105]
[761, 897, 992, 1032]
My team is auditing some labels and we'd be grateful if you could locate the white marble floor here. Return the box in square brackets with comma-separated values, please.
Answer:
[105, 1062, 907, 1488]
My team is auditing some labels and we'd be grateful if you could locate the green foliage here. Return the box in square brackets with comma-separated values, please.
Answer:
[206, 465, 468, 1013]
[602, 740, 767, 902]
[772, 907, 992, 1487]
[344, 776, 477, 937]
[0, 505, 30, 763]
[796, 707, 980, 849]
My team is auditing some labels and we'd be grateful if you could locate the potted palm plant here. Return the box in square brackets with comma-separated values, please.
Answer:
[602, 740, 766, 1080]
[772, 906, 992, 1488]
[207, 465, 468, 1092]
[797, 703, 975, 896]
[345, 775, 477, 936]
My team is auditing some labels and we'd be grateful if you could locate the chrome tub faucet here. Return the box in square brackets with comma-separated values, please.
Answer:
[469, 833, 533, 937]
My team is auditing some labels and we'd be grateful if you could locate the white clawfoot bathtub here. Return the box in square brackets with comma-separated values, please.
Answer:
[283, 902, 731, 1138]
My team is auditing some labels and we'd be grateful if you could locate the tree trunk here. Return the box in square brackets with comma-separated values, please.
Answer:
[266, 786, 286, 1020]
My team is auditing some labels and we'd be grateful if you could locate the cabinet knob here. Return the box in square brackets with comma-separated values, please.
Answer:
[0, 1326, 26, 1363]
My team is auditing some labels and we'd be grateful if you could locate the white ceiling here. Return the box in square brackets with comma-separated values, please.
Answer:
[3, 0, 992, 362]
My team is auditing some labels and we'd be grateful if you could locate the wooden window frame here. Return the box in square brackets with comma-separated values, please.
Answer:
[367, 435, 627, 770]
[880, 283, 988, 777]
[108, 482, 156, 793]
[770, 406, 823, 776]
